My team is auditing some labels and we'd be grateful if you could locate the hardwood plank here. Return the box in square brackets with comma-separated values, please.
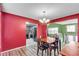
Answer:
[15, 50, 20, 56]
[0, 44, 56, 56]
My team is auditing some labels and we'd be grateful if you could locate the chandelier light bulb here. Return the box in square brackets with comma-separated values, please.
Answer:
[45, 19, 50, 23]
[43, 18, 46, 21]
[39, 19, 44, 23]
[39, 18, 50, 23]
[39, 10, 49, 23]
[25, 22, 30, 24]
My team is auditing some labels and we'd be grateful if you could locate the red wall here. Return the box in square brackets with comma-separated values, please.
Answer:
[1, 11, 79, 52]
[0, 4, 2, 52]
[41, 23, 47, 39]
[37, 23, 47, 41]
[2, 13, 26, 51]
[37, 23, 42, 39]
[0, 11, 1, 52]
[1, 12, 41, 51]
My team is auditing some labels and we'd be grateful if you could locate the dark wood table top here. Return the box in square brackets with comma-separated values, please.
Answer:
[41, 37, 55, 44]
[60, 42, 79, 56]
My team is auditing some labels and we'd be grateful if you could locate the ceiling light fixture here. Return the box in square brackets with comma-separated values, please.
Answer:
[39, 10, 50, 23]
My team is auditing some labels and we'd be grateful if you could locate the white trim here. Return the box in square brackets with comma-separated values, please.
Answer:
[1, 46, 25, 54]
[55, 18, 78, 24]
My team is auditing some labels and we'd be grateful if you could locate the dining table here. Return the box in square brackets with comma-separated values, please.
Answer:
[41, 37, 56, 56]
[59, 41, 79, 56]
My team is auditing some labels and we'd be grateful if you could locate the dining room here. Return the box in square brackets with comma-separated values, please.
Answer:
[0, 3, 79, 56]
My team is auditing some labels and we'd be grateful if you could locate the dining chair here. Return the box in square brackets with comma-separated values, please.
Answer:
[50, 35, 61, 56]
[37, 39, 49, 56]
[49, 41, 58, 56]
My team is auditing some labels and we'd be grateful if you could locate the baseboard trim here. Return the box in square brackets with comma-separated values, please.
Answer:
[1, 46, 25, 54]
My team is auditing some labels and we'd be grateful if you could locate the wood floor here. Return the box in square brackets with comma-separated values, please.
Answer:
[0, 44, 59, 56]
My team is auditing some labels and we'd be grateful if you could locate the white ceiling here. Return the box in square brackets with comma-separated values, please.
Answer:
[2, 3, 79, 20]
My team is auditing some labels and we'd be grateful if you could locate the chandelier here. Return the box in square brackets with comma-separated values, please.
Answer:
[39, 10, 50, 23]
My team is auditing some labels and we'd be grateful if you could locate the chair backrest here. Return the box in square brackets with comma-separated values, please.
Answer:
[54, 34, 59, 45]
[37, 38, 41, 46]
[53, 34, 61, 49]
[37, 38, 45, 46]
[37, 38, 49, 48]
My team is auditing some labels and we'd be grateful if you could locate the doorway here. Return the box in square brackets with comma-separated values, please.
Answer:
[26, 22, 37, 47]
[47, 18, 78, 48]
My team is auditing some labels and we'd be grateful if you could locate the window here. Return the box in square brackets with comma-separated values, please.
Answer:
[48, 27, 58, 34]
[66, 25, 75, 32]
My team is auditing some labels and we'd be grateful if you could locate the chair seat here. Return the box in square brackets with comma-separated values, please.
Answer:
[39, 44, 49, 50]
